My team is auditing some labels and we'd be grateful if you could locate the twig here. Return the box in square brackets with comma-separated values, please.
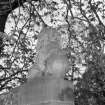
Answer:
[29, 1, 47, 27]
[88, 0, 105, 27]
[63, 0, 74, 18]
[9, 18, 30, 68]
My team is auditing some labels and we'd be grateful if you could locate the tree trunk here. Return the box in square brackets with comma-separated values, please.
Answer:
[0, 15, 8, 32]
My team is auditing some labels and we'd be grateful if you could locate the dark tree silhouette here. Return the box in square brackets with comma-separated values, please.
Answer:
[0, 0, 40, 32]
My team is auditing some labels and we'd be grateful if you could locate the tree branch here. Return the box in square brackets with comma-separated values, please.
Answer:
[29, 1, 47, 27]
[63, 0, 74, 19]
[88, 0, 105, 27]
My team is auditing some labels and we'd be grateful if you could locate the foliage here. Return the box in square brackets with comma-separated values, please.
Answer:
[0, 0, 105, 105]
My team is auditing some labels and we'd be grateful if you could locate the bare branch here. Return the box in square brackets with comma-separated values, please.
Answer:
[63, 0, 74, 18]
[29, 1, 47, 27]
[79, 0, 91, 24]
[9, 18, 31, 69]
[88, 0, 105, 27]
